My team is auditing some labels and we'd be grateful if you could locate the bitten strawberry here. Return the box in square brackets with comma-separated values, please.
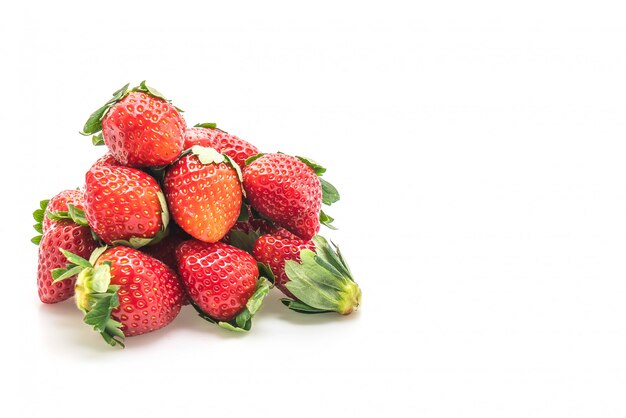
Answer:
[164, 146, 242, 243]
[176, 240, 270, 331]
[243, 153, 325, 240]
[254, 235, 361, 315]
[81, 82, 185, 167]
[36, 220, 98, 304]
[54, 246, 184, 347]
[184, 123, 260, 170]
[84, 165, 169, 247]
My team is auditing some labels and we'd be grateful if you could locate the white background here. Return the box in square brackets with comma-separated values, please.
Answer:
[2, 1, 625, 416]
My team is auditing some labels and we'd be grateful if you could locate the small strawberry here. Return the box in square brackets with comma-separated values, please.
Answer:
[84, 165, 169, 247]
[81, 82, 185, 167]
[54, 246, 184, 347]
[254, 235, 361, 315]
[89, 152, 121, 170]
[183, 125, 219, 149]
[243, 153, 325, 240]
[31, 190, 85, 237]
[164, 146, 242, 243]
[185, 123, 260, 170]
[36, 220, 99, 304]
[176, 240, 270, 331]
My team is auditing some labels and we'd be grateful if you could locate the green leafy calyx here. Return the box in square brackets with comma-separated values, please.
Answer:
[296, 156, 326, 176]
[319, 210, 337, 230]
[228, 229, 262, 254]
[192, 276, 272, 332]
[244, 153, 265, 166]
[47, 204, 89, 227]
[53, 247, 125, 348]
[194, 122, 217, 129]
[31, 199, 49, 245]
[190, 146, 244, 184]
[283, 235, 361, 315]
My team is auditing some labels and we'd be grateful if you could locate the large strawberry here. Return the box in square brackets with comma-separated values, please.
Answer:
[81, 82, 185, 167]
[164, 146, 242, 243]
[254, 235, 361, 314]
[243, 153, 331, 240]
[176, 240, 270, 331]
[54, 246, 184, 347]
[84, 164, 169, 247]
[35, 220, 99, 304]
[185, 123, 260, 170]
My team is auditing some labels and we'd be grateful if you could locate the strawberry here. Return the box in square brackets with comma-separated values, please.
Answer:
[255, 235, 361, 314]
[36, 220, 98, 304]
[253, 234, 315, 299]
[176, 240, 270, 331]
[90, 152, 121, 170]
[31, 190, 85, 236]
[54, 246, 184, 347]
[243, 153, 326, 240]
[84, 165, 169, 247]
[185, 123, 260, 170]
[164, 146, 242, 243]
[81, 82, 185, 167]
[183, 126, 219, 149]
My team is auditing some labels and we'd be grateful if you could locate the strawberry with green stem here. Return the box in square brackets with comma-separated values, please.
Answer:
[84, 164, 169, 247]
[53, 246, 184, 347]
[81, 81, 186, 167]
[254, 235, 361, 314]
[176, 240, 271, 331]
[243, 153, 340, 240]
[32, 191, 99, 304]
[164, 146, 242, 243]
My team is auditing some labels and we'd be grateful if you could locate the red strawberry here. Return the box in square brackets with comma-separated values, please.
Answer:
[84, 165, 168, 246]
[184, 124, 259, 170]
[37, 221, 98, 304]
[176, 240, 270, 330]
[254, 235, 361, 315]
[54, 246, 184, 347]
[183, 126, 219, 149]
[39, 190, 85, 234]
[81, 82, 185, 167]
[243, 153, 323, 240]
[253, 234, 315, 299]
[90, 152, 121, 170]
[164, 146, 242, 243]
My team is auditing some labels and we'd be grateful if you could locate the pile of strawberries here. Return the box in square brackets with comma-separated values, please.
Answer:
[32, 82, 361, 347]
